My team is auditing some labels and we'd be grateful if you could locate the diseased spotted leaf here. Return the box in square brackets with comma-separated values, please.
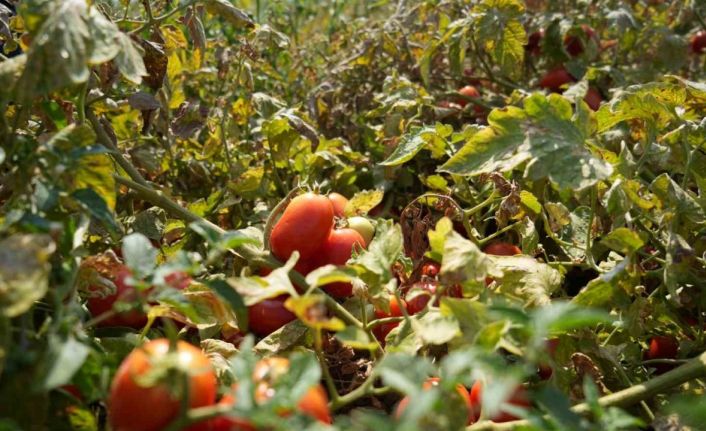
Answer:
[473, 0, 526, 79]
[0, 234, 56, 318]
[380, 124, 450, 166]
[204, 0, 255, 28]
[440, 93, 612, 190]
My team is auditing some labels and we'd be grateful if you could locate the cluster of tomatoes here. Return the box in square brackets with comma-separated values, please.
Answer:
[396, 377, 530, 425]
[249, 191, 375, 337]
[84, 260, 192, 329]
[444, 25, 706, 119]
[107, 339, 331, 431]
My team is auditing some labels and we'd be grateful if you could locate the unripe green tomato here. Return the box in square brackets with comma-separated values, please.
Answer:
[347, 216, 374, 246]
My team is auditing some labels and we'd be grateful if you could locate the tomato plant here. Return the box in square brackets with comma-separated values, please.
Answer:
[108, 339, 217, 431]
[2, 0, 706, 430]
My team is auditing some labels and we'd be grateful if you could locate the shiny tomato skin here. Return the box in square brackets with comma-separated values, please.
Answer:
[483, 242, 522, 256]
[405, 281, 437, 315]
[396, 377, 473, 424]
[270, 193, 334, 263]
[539, 67, 575, 92]
[421, 262, 440, 278]
[87, 266, 147, 328]
[584, 87, 602, 111]
[247, 295, 296, 337]
[647, 335, 679, 359]
[469, 381, 530, 424]
[108, 339, 217, 431]
[372, 297, 406, 342]
[328, 193, 349, 218]
[316, 228, 366, 298]
[564, 24, 597, 57]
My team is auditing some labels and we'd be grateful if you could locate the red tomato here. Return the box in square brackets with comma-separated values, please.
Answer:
[328, 192, 349, 218]
[405, 281, 437, 315]
[270, 193, 334, 263]
[60, 384, 83, 401]
[372, 297, 406, 343]
[483, 242, 522, 256]
[211, 357, 331, 430]
[421, 261, 440, 278]
[87, 266, 147, 328]
[584, 87, 602, 111]
[646, 335, 679, 359]
[539, 67, 575, 92]
[691, 31, 706, 54]
[396, 377, 473, 424]
[538, 338, 560, 380]
[526, 30, 544, 55]
[108, 339, 217, 431]
[247, 295, 297, 337]
[564, 24, 597, 57]
[457, 85, 485, 115]
[644, 335, 679, 374]
[469, 381, 530, 424]
[164, 271, 192, 290]
[316, 228, 366, 298]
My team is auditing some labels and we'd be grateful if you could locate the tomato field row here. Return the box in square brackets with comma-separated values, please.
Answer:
[1, 1, 706, 430]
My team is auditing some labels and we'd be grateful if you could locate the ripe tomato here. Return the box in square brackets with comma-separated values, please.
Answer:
[538, 338, 560, 380]
[539, 67, 575, 92]
[316, 228, 366, 298]
[405, 281, 437, 315]
[583, 87, 602, 111]
[347, 216, 375, 246]
[396, 377, 473, 424]
[483, 242, 522, 256]
[526, 30, 544, 55]
[457, 85, 485, 115]
[108, 339, 217, 431]
[646, 335, 679, 359]
[421, 261, 440, 278]
[564, 24, 597, 57]
[691, 31, 706, 54]
[372, 296, 406, 343]
[164, 271, 192, 290]
[211, 357, 331, 430]
[270, 192, 334, 263]
[87, 266, 147, 328]
[469, 381, 530, 424]
[328, 192, 349, 218]
[247, 295, 296, 337]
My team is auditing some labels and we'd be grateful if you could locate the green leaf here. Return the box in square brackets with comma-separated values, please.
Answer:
[440, 93, 612, 190]
[414, 310, 460, 346]
[380, 125, 449, 166]
[114, 33, 147, 84]
[440, 230, 498, 285]
[205, 279, 247, 333]
[572, 260, 630, 307]
[122, 233, 157, 278]
[601, 228, 644, 255]
[0, 234, 55, 317]
[39, 335, 90, 390]
[472, 0, 526, 79]
[203, 0, 255, 28]
[491, 256, 563, 306]
[335, 326, 379, 351]
[474, 320, 509, 350]
[71, 188, 116, 232]
[343, 189, 385, 217]
[650, 173, 704, 225]
[350, 220, 404, 281]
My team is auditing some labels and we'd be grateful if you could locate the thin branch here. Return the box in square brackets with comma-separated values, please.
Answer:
[467, 350, 706, 430]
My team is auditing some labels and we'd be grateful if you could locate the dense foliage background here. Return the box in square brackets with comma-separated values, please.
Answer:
[2, 0, 706, 430]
